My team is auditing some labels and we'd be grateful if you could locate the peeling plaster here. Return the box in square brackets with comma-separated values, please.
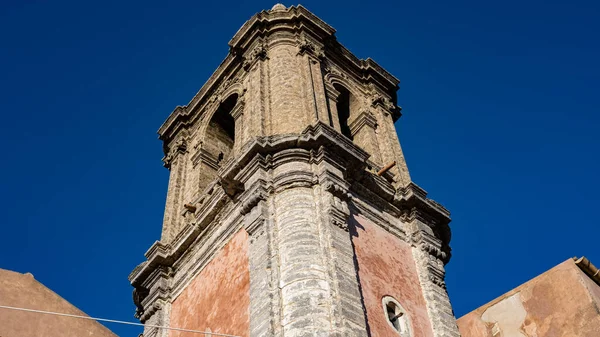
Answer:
[481, 293, 529, 337]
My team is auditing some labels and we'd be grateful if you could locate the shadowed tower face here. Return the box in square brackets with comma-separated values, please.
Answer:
[130, 4, 460, 337]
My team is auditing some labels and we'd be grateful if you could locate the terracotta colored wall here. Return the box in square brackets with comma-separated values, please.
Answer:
[170, 229, 250, 337]
[457, 259, 600, 337]
[0, 269, 117, 337]
[351, 214, 434, 337]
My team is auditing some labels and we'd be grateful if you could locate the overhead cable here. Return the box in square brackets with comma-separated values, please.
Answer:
[0, 305, 240, 337]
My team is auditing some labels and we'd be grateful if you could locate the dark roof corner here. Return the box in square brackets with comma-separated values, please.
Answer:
[574, 256, 600, 286]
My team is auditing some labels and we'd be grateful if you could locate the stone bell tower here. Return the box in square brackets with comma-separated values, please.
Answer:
[130, 4, 460, 337]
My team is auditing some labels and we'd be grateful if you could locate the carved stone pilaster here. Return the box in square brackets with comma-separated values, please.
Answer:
[162, 138, 188, 169]
[317, 176, 369, 336]
[365, 84, 410, 186]
[321, 176, 351, 232]
[134, 266, 173, 337]
[369, 84, 401, 120]
[296, 34, 325, 60]
[243, 40, 268, 72]
[304, 42, 329, 126]
[241, 182, 280, 337]
[405, 208, 460, 337]
[349, 110, 382, 165]
[231, 98, 246, 155]
[324, 84, 342, 132]
[191, 147, 220, 171]
[161, 137, 190, 243]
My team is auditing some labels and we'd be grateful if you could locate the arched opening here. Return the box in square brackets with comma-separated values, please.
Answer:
[195, 94, 238, 195]
[205, 94, 237, 166]
[333, 84, 358, 140]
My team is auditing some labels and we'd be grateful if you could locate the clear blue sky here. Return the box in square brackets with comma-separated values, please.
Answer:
[1, 0, 598, 335]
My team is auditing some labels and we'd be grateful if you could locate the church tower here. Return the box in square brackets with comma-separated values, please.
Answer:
[130, 4, 460, 337]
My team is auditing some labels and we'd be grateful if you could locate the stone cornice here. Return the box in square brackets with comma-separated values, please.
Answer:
[349, 110, 378, 136]
[133, 122, 374, 289]
[161, 137, 187, 169]
[349, 198, 409, 243]
[218, 122, 370, 188]
[129, 185, 229, 288]
[228, 5, 336, 51]
[213, 122, 451, 233]
[190, 147, 220, 170]
[218, 122, 451, 249]
[135, 124, 452, 274]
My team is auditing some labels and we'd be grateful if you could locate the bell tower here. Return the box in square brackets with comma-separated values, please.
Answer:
[130, 4, 460, 337]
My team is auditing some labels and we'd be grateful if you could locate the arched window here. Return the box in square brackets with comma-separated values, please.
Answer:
[382, 296, 412, 337]
[205, 94, 236, 166]
[333, 84, 358, 140]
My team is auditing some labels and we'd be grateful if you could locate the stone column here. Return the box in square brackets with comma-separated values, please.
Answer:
[161, 138, 188, 243]
[406, 209, 460, 337]
[237, 145, 370, 337]
[316, 179, 370, 336]
[138, 267, 172, 337]
[274, 185, 332, 335]
[245, 52, 268, 138]
[349, 110, 383, 165]
[297, 35, 329, 126]
[231, 98, 245, 156]
[371, 95, 411, 186]
[242, 182, 282, 337]
[309, 58, 330, 126]
[262, 147, 370, 336]
[325, 84, 342, 132]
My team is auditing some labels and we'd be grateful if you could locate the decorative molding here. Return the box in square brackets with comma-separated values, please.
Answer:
[329, 197, 350, 232]
[411, 228, 448, 289]
[230, 98, 245, 120]
[349, 197, 409, 244]
[240, 182, 269, 216]
[191, 147, 221, 170]
[349, 109, 378, 136]
[368, 84, 402, 120]
[243, 40, 268, 71]
[133, 284, 149, 319]
[370, 92, 394, 111]
[162, 137, 188, 169]
[296, 34, 324, 60]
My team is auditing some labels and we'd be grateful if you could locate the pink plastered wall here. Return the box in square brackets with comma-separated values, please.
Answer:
[169, 229, 250, 337]
[351, 214, 434, 337]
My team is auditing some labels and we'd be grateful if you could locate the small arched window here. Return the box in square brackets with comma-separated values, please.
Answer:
[382, 296, 411, 337]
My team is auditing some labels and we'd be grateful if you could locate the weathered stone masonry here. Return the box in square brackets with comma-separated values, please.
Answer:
[130, 4, 460, 337]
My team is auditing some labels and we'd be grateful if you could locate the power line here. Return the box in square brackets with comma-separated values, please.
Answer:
[0, 305, 240, 337]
